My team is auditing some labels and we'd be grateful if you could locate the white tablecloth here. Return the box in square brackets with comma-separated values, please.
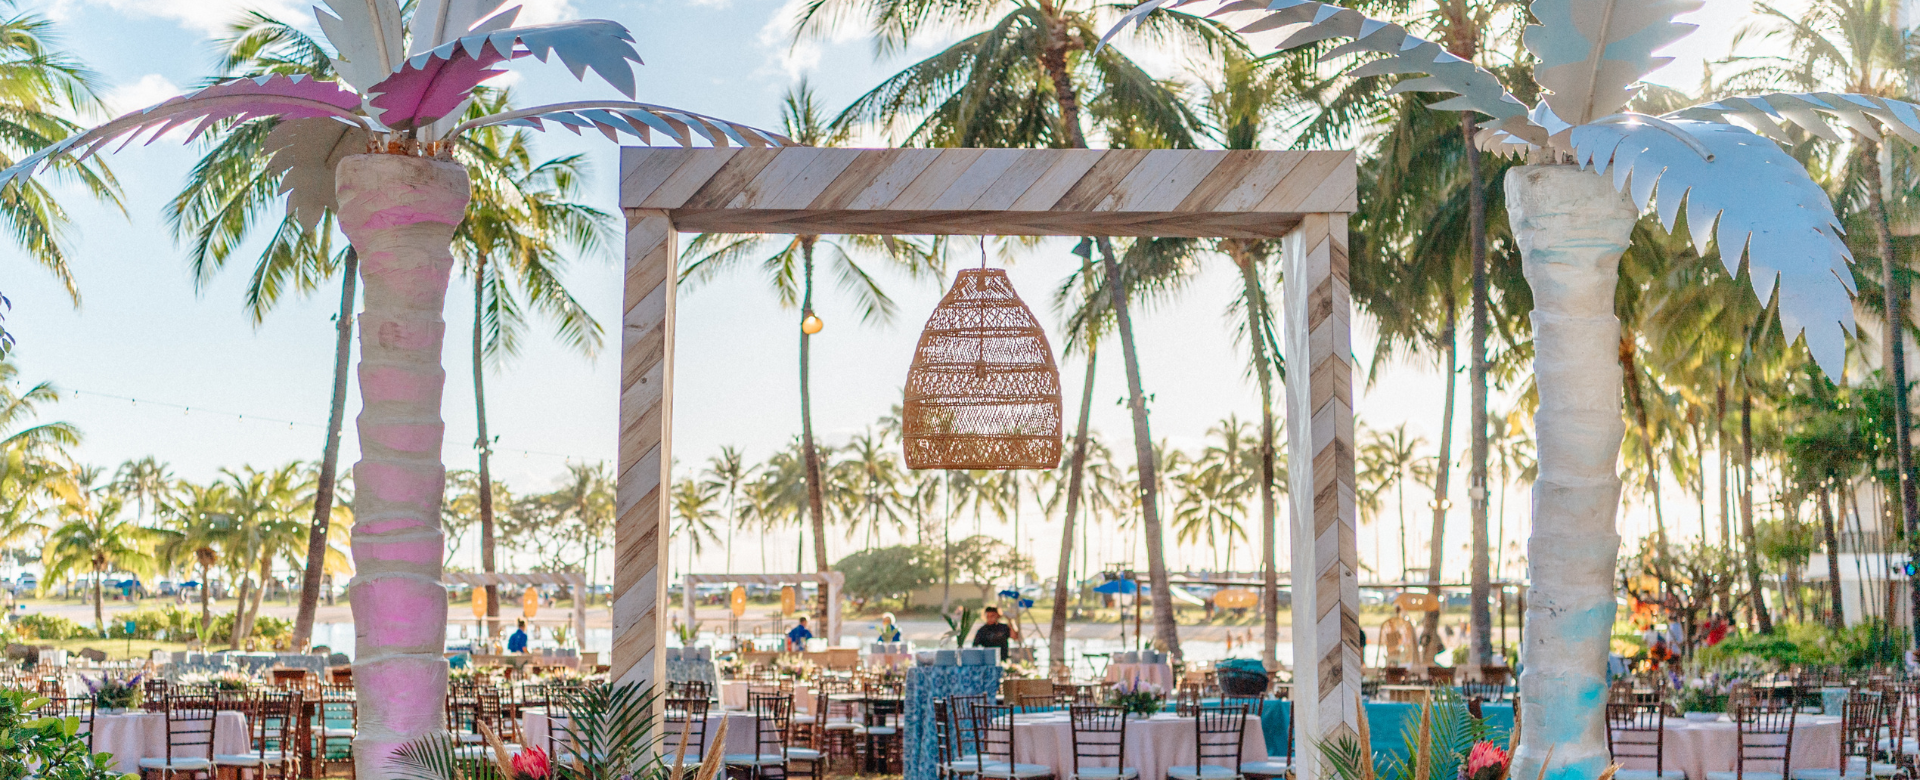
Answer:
[1011, 712, 1267, 780]
[82, 710, 250, 774]
[1104, 663, 1174, 690]
[524, 709, 760, 757]
[719, 682, 815, 713]
[1615, 716, 1842, 780]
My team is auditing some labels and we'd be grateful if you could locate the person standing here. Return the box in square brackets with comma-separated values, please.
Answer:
[787, 617, 814, 651]
[508, 619, 530, 654]
[972, 606, 1018, 653]
[877, 612, 903, 642]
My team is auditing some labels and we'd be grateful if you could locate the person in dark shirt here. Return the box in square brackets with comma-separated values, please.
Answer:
[972, 606, 1019, 652]
[508, 619, 530, 653]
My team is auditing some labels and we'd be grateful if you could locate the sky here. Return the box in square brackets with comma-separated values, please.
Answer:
[0, 0, 1789, 584]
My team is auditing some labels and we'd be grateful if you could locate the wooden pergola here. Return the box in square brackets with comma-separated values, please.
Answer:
[611, 146, 1360, 777]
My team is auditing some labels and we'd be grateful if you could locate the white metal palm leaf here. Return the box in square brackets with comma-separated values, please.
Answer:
[1109, 0, 1862, 375]
[0, 1, 794, 228]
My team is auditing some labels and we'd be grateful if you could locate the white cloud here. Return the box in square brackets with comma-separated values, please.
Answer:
[103, 74, 183, 116]
[755, 0, 865, 81]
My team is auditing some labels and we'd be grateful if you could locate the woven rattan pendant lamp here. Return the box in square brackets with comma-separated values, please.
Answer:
[903, 267, 1064, 470]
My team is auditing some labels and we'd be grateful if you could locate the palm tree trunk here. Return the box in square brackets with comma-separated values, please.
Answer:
[242, 552, 271, 643]
[336, 154, 467, 775]
[1818, 485, 1845, 627]
[231, 573, 252, 651]
[1425, 305, 1456, 643]
[1093, 236, 1182, 659]
[473, 258, 500, 637]
[93, 570, 104, 635]
[1740, 389, 1772, 632]
[1506, 165, 1638, 780]
[799, 238, 831, 603]
[1466, 113, 1493, 671]
[293, 249, 358, 650]
[199, 561, 213, 643]
[1229, 241, 1283, 669]
[1863, 139, 1920, 644]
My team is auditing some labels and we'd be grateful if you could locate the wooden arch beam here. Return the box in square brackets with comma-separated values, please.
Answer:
[614, 146, 1358, 780]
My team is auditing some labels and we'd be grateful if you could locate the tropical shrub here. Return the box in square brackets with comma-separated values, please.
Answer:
[0, 688, 129, 780]
[14, 613, 87, 641]
[393, 682, 677, 780]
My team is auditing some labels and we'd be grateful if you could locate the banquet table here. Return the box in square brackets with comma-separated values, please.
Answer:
[719, 681, 816, 713]
[1613, 716, 1842, 780]
[1104, 663, 1175, 689]
[82, 710, 250, 774]
[522, 709, 760, 757]
[1010, 711, 1267, 780]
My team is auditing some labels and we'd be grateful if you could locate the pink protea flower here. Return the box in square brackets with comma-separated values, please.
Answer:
[512, 746, 552, 780]
[1465, 741, 1510, 780]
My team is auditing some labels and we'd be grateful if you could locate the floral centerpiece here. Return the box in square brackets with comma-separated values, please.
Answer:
[83, 673, 142, 712]
[211, 670, 253, 692]
[1112, 680, 1164, 717]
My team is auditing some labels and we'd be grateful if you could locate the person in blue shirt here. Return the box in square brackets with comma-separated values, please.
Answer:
[508, 619, 530, 653]
[877, 612, 903, 642]
[787, 617, 813, 651]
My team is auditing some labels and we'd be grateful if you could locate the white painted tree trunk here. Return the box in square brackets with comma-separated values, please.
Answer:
[336, 153, 470, 777]
[1506, 165, 1637, 780]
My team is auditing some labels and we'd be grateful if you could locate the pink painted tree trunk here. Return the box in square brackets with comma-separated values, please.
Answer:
[336, 153, 470, 777]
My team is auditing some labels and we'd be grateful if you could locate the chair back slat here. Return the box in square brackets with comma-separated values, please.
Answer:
[1069, 705, 1129, 777]
[1606, 700, 1667, 775]
[1192, 704, 1250, 770]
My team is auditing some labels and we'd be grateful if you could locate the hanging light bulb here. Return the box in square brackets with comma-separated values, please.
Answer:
[802, 313, 824, 335]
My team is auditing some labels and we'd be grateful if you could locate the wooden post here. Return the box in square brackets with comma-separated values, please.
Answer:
[612, 209, 677, 691]
[1283, 213, 1359, 780]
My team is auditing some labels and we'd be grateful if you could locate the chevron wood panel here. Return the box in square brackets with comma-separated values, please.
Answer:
[612, 210, 676, 695]
[1284, 214, 1358, 780]
[619, 148, 1355, 237]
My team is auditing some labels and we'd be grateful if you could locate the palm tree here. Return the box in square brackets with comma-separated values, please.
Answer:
[219, 464, 309, 649]
[108, 457, 173, 524]
[1720, 0, 1920, 610]
[839, 429, 907, 549]
[1203, 47, 1290, 667]
[454, 88, 612, 632]
[44, 477, 151, 634]
[702, 447, 752, 574]
[1361, 423, 1429, 580]
[0, 5, 120, 332]
[803, 0, 1222, 660]
[1115, 0, 1865, 769]
[160, 480, 237, 642]
[0, 3, 785, 752]
[680, 83, 938, 584]
[671, 477, 722, 580]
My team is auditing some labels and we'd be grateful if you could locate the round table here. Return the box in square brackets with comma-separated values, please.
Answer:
[1010, 712, 1268, 780]
[719, 682, 816, 713]
[1104, 663, 1174, 690]
[1615, 715, 1842, 780]
[523, 709, 760, 757]
[82, 710, 250, 774]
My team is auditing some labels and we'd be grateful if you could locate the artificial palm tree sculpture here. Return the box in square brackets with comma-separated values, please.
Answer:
[1111, 1, 1869, 777]
[0, 2, 787, 773]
